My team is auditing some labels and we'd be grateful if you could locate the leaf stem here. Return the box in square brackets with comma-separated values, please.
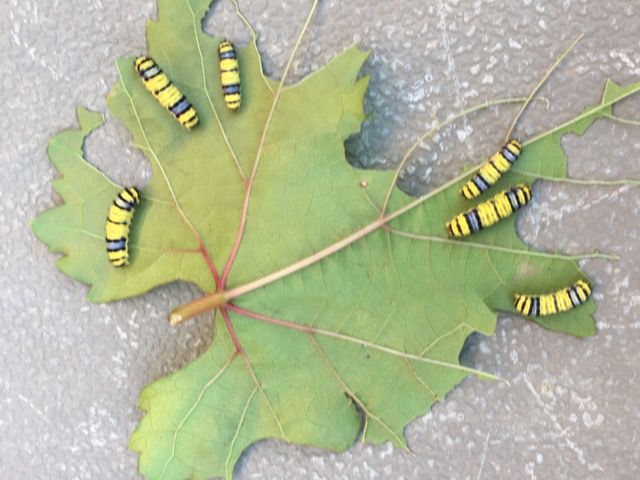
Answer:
[379, 97, 548, 217]
[171, 171, 475, 324]
[220, 0, 320, 286]
[504, 33, 583, 141]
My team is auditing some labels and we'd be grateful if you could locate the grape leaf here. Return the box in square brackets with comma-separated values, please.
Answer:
[31, 0, 640, 478]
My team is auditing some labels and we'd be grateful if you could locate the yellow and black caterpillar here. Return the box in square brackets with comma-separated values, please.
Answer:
[447, 184, 532, 237]
[106, 187, 140, 267]
[514, 280, 591, 317]
[460, 139, 523, 199]
[134, 56, 199, 130]
[218, 40, 241, 111]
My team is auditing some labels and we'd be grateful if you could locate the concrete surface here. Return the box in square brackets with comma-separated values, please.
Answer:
[2, 0, 639, 478]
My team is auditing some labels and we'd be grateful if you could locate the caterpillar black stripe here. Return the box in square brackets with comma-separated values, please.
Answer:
[219, 40, 241, 111]
[134, 56, 199, 129]
[447, 184, 532, 237]
[106, 187, 140, 267]
[460, 139, 523, 199]
[514, 280, 591, 317]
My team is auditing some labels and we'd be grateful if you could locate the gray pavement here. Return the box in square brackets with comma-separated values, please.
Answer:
[1, 0, 639, 478]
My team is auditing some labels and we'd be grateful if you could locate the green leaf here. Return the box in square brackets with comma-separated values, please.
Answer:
[32, 0, 640, 478]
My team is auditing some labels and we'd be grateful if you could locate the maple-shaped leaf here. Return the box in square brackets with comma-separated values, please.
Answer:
[31, 0, 640, 478]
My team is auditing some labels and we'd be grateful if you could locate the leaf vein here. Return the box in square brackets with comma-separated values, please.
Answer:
[114, 60, 220, 286]
[228, 305, 500, 380]
[159, 352, 237, 480]
[185, 0, 247, 183]
[224, 386, 258, 480]
[308, 333, 407, 448]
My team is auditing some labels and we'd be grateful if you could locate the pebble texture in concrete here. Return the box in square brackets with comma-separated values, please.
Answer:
[2, 0, 639, 478]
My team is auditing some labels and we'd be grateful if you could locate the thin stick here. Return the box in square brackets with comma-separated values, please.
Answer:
[504, 33, 583, 141]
